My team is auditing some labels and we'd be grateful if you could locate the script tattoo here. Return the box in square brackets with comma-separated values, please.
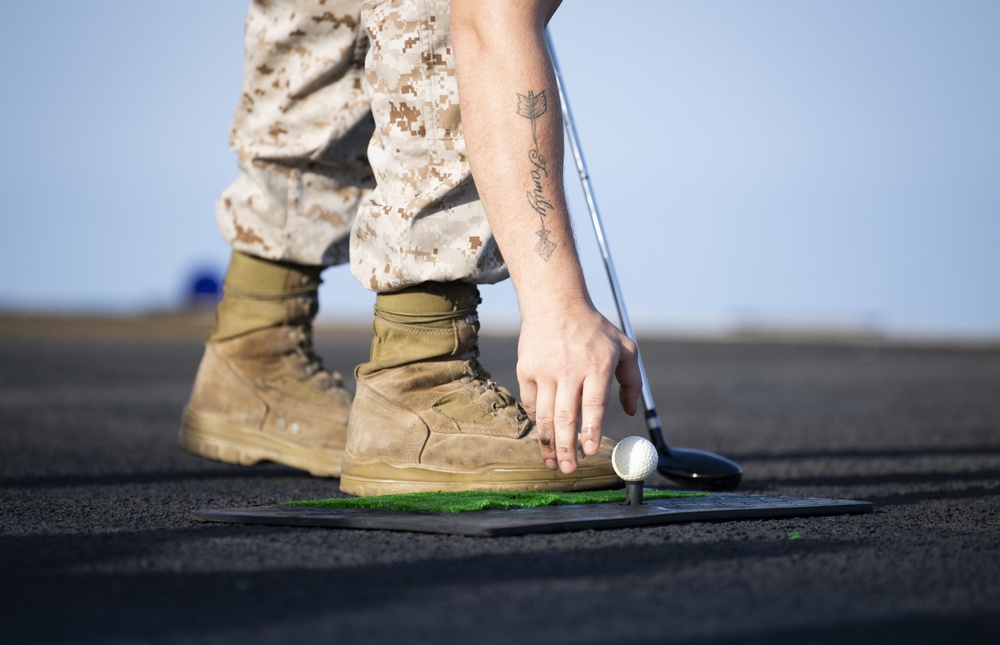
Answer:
[516, 89, 556, 261]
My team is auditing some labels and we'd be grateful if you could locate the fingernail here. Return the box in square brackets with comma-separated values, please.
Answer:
[545, 459, 558, 470]
[584, 439, 597, 454]
[560, 460, 574, 473]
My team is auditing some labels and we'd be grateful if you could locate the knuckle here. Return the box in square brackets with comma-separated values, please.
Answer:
[554, 408, 576, 426]
[581, 415, 603, 435]
[534, 412, 554, 428]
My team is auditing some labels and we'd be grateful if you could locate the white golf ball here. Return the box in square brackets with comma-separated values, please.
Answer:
[612, 436, 659, 481]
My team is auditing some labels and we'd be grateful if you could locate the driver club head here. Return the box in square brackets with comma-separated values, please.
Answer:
[656, 445, 743, 491]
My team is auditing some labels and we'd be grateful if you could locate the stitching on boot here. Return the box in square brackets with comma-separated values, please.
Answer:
[350, 383, 429, 465]
[374, 316, 455, 336]
[223, 285, 318, 299]
[192, 344, 269, 428]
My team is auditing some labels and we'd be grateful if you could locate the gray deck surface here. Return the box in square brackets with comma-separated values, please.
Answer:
[2, 316, 998, 643]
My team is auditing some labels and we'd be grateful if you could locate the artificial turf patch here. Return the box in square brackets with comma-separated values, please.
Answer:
[287, 489, 707, 514]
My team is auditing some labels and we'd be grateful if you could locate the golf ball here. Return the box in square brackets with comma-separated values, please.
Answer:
[612, 436, 659, 481]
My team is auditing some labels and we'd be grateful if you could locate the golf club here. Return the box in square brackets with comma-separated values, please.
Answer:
[546, 32, 743, 491]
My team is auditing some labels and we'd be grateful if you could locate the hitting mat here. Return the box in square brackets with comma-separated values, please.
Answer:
[193, 490, 873, 537]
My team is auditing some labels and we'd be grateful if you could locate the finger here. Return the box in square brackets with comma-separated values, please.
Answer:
[616, 335, 643, 416]
[553, 381, 583, 474]
[533, 384, 558, 470]
[580, 372, 611, 456]
[518, 377, 538, 422]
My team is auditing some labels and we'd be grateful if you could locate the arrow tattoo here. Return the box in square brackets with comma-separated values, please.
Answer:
[517, 89, 556, 261]
[517, 89, 548, 145]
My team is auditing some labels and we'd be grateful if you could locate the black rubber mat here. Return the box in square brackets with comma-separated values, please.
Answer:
[193, 493, 873, 536]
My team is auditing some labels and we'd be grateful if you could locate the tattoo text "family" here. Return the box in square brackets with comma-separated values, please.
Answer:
[516, 89, 556, 261]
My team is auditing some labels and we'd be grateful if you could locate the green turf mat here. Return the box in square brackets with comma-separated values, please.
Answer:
[287, 489, 707, 513]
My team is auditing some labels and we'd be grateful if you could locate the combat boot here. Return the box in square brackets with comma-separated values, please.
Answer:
[340, 282, 619, 496]
[180, 251, 351, 476]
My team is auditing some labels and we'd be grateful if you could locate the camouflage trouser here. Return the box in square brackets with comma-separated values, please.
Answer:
[216, 0, 508, 292]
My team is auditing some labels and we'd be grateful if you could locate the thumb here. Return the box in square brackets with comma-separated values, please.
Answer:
[615, 335, 642, 416]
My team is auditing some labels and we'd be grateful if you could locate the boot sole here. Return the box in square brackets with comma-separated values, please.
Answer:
[179, 408, 344, 477]
[339, 460, 621, 496]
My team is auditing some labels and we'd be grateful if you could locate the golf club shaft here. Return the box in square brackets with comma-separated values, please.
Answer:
[545, 32, 665, 445]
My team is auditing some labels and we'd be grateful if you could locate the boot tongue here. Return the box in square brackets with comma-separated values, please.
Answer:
[433, 359, 525, 427]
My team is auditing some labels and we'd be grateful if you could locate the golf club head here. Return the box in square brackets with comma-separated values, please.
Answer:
[656, 446, 743, 491]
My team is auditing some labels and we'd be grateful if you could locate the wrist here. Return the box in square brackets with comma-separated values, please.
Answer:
[516, 284, 596, 322]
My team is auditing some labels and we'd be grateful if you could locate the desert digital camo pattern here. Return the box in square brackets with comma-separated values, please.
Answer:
[350, 0, 506, 291]
[218, 0, 374, 268]
[218, 0, 507, 292]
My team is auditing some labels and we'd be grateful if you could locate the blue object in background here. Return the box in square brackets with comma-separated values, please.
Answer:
[186, 268, 223, 309]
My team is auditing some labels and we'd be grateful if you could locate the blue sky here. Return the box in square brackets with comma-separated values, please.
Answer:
[2, 1, 998, 338]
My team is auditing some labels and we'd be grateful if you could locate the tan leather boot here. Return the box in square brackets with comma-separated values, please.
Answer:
[179, 251, 351, 476]
[340, 282, 619, 495]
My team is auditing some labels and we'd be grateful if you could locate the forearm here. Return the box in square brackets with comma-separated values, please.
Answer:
[452, 1, 641, 472]
[451, 0, 591, 320]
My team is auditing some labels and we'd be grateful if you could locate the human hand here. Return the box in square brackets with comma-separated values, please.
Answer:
[516, 302, 642, 473]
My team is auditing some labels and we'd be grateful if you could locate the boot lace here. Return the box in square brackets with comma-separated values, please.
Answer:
[458, 359, 530, 427]
[288, 326, 344, 389]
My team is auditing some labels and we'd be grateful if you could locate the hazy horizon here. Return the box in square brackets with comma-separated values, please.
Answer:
[2, 1, 997, 340]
